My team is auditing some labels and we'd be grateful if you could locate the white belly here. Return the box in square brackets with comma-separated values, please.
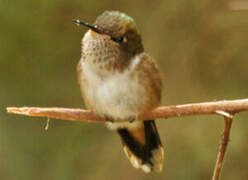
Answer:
[80, 58, 147, 121]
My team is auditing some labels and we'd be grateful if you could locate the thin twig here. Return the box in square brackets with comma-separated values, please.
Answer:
[212, 111, 233, 180]
[6, 99, 248, 122]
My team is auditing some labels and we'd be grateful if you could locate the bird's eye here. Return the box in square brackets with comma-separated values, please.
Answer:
[112, 37, 127, 43]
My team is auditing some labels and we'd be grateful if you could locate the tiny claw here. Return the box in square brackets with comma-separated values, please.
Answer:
[44, 118, 50, 131]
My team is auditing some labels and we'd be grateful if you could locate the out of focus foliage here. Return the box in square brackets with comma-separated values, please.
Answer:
[1, 0, 248, 179]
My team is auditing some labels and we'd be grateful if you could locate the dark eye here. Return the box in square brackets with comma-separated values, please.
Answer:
[112, 37, 124, 43]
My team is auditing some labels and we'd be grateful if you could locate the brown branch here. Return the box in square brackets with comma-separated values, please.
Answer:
[6, 98, 248, 180]
[6, 99, 248, 122]
[212, 111, 233, 180]
[7, 107, 103, 122]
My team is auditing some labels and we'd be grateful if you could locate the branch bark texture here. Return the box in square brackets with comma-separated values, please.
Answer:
[6, 99, 248, 122]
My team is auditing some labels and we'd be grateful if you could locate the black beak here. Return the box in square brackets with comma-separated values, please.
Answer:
[73, 19, 101, 33]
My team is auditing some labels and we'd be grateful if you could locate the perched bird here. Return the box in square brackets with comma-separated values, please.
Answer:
[75, 11, 164, 173]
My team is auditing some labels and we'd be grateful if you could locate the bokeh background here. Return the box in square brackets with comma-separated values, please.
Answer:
[1, 0, 248, 179]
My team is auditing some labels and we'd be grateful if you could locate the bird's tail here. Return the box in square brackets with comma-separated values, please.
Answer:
[117, 120, 164, 173]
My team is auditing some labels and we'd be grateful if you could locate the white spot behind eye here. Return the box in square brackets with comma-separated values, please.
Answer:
[123, 37, 128, 43]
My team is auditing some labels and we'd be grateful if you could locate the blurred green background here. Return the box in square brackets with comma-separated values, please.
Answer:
[1, 0, 248, 179]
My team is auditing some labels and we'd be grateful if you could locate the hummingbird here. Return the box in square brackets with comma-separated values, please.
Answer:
[74, 11, 164, 173]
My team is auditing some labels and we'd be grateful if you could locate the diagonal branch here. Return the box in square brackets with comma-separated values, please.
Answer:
[212, 111, 233, 180]
[6, 98, 248, 122]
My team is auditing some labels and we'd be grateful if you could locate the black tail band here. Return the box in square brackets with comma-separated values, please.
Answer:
[117, 120, 162, 165]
